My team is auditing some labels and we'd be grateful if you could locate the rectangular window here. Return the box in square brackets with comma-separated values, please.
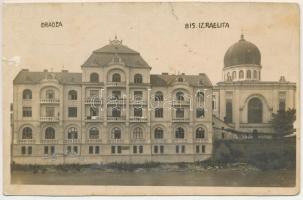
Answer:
[28, 146, 32, 155]
[67, 146, 72, 154]
[133, 146, 137, 154]
[279, 92, 286, 111]
[44, 146, 49, 155]
[89, 146, 94, 154]
[154, 145, 158, 154]
[160, 145, 164, 154]
[181, 145, 185, 153]
[111, 146, 115, 154]
[95, 146, 100, 154]
[225, 99, 233, 123]
[21, 146, 26, 155]
[22, 107, 32, 117]
[90, 106, 99, 117]
[112, 91, 121, 99]
[89, 89, 99, 97]
[73, 146, 78, 154]
[139, 146, 143, 154]
[134, 108, 143, 117]
[176, 145, 179, 153]
[68, 107, 77, 118]
[176, 108, 184, 118]
[46, 107, 55, 117]
[117, 146, 122, 154]
[134, 91, 143, 100]
[155, 108, 163, 118]
[50, 146, 55, 155]
[212, 95, 217, 110]
[202, 145, 206, 153]
[196, 108, 205, 118]
[196, 145, 200, 153]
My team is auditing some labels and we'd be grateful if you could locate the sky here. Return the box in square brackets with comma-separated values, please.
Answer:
[3, 3, 299, 84]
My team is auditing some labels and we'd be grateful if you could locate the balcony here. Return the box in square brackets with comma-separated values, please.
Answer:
[172, 100, 191, 106]
[85, 116, 103, 122]
[40, 116, 59, 122]
[18, 139, 36, 144]
[106, 98, 127, 105]
[130, 138, 146, 144]
[173, 138, 188, 143]
[172, 118, 190, 123]
[84, 97, 102, 105]
[64, 139, 81, 144]
[129, 116, 148, 123]
[107, 116, 126, 122]
[194, 138, 208, 143]
[106, 81, 126, 87]
[152, 138, 167, 144]
[130, 99, 147, 106]
[40, 139, 59, 144]
[40, 99, 60, 104]
[108, 139, 124, 144]
[86, 139, 102, 144]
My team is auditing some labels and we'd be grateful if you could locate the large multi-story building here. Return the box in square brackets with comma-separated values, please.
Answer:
[11, 34, 296, 164]
[12, 37, 213, 164]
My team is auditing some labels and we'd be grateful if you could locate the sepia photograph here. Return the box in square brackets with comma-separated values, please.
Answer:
[2, 2, 300, 195]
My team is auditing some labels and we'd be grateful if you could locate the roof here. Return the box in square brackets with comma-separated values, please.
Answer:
[150, 73, 213, 87]
[224, 34, 261, 68]
[13, 70, 82, 84]
[82, 38, 150, 69]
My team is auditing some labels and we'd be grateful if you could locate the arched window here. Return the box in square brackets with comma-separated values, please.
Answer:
[232, 71, 237, 80]
[46, 89, 55, 99]
[227, 72, 231, 80]
[112, 107, 121, 117]
[23, 89, 32, 100]
[133, 127, 143, 139]
[239, 70, 244, 79]
[22, 127, 32, 139]
[134, 74, 143, 83]
[112, 73, 121, 82]
[89, 127, 99, 139]
[248, 98, 263, 123]
[253, 70, 257, 79]
[68, 90, 77, 100]
[90, 73, 99, 83]
[111, 127, 121, 139]
[45, 127, 55, 139]
[155, 91, 163, 101]
[196, 127, 205, 139]
[67, 127, 78, 139]
[196, 91, 204, 103]
[154, 128, 163, 139]
[175, 127, 184, 139]
[176, 91, 184, 101]
[246, 70, 251, 79]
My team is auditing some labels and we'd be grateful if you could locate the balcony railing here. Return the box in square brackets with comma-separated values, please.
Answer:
[40, 116, 59, 122]
[63, 139, 81, 144]
[40, 99, 60, 104]
[18, 139, 36, 144]
[108, 139, 124, 144]
[194, 138, 208, 143]
[106, 81, 126, 87]
[106, 98, 127, 105]
[172, 118, 190, 123]
[130, 99, 147, 105]
[173, 138, 188, 143]
[84, 97, 102, 104]
[129, 116, 148, 122]
[40, 139, 59, 144]
[107, 116, 126, 122]
[86, 139, 102, 144]
[85, 116, 103, 122]
[172, 100, 191, 106]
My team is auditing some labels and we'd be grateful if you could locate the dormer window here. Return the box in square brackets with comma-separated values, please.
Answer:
[178, 77, 183, 82]
[112, 73, 121, 82]
[134, 74, 143, 83]
[23, 89, 32, 100]
[90, 73, 99, 83]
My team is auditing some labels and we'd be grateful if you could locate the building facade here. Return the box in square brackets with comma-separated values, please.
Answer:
[11, 35, 296, 164]
[212, 34, 296, 139]
[12, 38, 213, 164]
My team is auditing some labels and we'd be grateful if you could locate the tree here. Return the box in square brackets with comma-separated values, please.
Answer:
[270, 108, 296, 137]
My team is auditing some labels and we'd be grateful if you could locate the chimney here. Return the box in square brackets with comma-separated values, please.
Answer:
[62, 70, 68, 72]
[162, 72, 168, 75]
[199, 73, 204, 76]
[181, 73, 185, 75]
[22, 68, 29, 72]
[43, 69, 48, 72]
